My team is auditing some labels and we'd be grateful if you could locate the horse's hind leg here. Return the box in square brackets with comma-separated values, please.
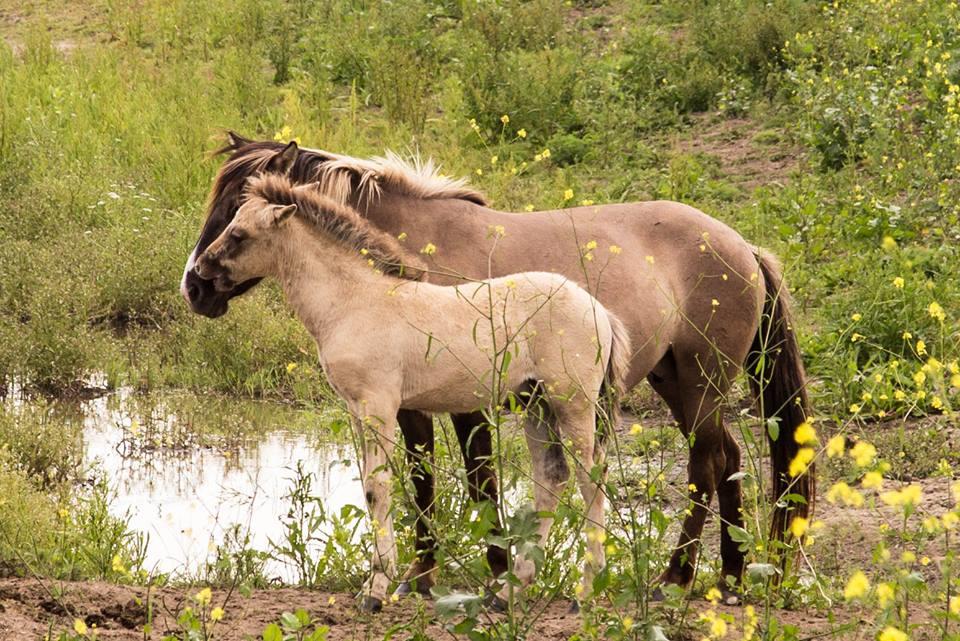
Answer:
[649, 350, 744, 593]
[452, 411, 508, 580]
[395, 410, 438, 596]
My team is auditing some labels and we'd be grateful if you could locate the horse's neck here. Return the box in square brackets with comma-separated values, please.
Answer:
[275, 224, 397, 341]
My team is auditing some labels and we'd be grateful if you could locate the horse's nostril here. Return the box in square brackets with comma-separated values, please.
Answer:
[187, 282, 200, 302]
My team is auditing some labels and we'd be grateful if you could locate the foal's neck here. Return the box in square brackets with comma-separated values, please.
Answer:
[274, 220, 401, 340]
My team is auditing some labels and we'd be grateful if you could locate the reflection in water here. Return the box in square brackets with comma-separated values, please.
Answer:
[76, 389, 365, 580]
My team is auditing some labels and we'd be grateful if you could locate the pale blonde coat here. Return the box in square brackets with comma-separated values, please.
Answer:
[196, 175, 630, 610]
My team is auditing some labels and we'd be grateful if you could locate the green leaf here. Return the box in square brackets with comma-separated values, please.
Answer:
[262, 623, 283, 641]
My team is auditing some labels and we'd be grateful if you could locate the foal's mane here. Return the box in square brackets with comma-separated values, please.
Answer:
[216, 136, 487, 207]
[245, 174, 427, 281]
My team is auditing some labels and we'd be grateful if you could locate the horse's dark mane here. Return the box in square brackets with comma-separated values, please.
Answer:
[245, 173, 427, 281]
[211, 135, 488, 209]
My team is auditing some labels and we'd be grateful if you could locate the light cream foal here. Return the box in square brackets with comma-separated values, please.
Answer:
[195, 174, 630, 612]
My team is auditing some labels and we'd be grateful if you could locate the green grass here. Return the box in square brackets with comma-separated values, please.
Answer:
[2, 1, 960, 638]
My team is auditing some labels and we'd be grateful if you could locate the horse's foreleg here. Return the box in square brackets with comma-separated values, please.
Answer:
[451, 411, 508, 578]
[351, 399, 400, 613]
[395, 409, 438, 597]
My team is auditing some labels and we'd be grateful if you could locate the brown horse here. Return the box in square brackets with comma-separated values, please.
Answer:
[181, 133, 813, 602]
[195, 173, 630, 610]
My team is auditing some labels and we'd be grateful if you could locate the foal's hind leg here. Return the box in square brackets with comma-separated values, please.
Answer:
[395, 410, 438, 596]
[494, 402, 569, 606]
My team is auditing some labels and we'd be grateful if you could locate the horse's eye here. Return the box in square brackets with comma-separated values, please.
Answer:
[229, 231, 245, 244]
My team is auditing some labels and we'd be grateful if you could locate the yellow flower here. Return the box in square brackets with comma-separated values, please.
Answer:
[851, 313, 862, 321]
[328, 596, 337, 606]
[862, 471, 884, 489]
[524, 204, 534, 212]
[944, 511, 959, 529]
[917, 339, 927, 355]
[913, 370, 926, 387]
[608, 244, 622, 255]
[74, 619, 88, 636]
[849, 441, 877, 468]
[517, 128, 527, 138]
[826, 434, 845, 458]
[210, 607, 224, 621]
[877, 627, 907, 641]
[893, 276, 905, 289]
[286, 362, 297, 373]
[541, 148, 551, 159]
[880, 484, 923, 507]
[790, 516, 809, 538]
[876, 582, 894, 607]
[827, 481, 864, 507]
[789, 447, 815, 477]
[929, 301, 946, 322]
[563, 188, 574, 201]
[630, 423, 642, 435]
[849, 403, 862, 414]
[881, 236, 897, 250]
[490, 155, 498, 166]
[622, 616, 634, 630]
[844, 570, 869, 600]
[951, 595, 960, 615]
[711, 298, 720, 307]
[500, 114, 510, 125]
[900, 550, 916, 563]
[902, 331, 912, 340]
[195, 587, 212, 606]
[420, 242, 437, 255]
[111, 554, 127, 575]
[793, 420, 817, 445]
[581, 199, 595, 206]
[646, 255, 655, 264]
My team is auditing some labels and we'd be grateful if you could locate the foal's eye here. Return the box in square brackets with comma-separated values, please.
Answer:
[229, 231, 245, 244]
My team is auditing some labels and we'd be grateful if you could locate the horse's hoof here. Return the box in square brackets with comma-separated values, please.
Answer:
[568, 599, 581, 615]
[394, 582, 413, 597]
[650, 586, 666, 602]
[484, 593, 509, 613]
[719, 587, 742, 606]
[358, 595, 383, 613]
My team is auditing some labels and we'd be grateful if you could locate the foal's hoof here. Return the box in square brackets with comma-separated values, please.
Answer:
[484, 593, 509, 613]
[358, 595, 383, 614]
[568, 599, 581, 615]
[394, 581, 432, 598]
[650, 586, 666, 602]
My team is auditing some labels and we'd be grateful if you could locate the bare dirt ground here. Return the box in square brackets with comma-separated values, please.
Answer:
[2, 476, 952, 640]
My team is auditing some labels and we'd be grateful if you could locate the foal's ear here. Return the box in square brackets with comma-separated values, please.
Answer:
[266, 141, 299, 174]
[271, 203, 297, 226]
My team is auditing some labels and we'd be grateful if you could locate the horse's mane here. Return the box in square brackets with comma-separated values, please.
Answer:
[214, 135, 487, 207]
[244, 173, 427, 281]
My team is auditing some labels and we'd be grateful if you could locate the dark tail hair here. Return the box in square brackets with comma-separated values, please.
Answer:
[748, 250, 814, 540]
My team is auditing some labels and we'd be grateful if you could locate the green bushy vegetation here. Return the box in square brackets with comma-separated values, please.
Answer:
[3, 0, 960, 638]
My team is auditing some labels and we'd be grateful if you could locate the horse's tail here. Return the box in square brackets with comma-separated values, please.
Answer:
[599, 310, 632, 446]
[748, 250, 814, 541]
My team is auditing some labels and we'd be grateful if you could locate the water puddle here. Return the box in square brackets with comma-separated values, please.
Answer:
[6, 384, 366, 581]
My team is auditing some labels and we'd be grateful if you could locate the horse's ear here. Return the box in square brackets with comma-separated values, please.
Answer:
[226, 130, 251, 149]
[266, 141, 299, 174]
[271, 203, 297, 226]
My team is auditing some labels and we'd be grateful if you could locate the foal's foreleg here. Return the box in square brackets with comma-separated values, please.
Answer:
[350, 399, 400, 612]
